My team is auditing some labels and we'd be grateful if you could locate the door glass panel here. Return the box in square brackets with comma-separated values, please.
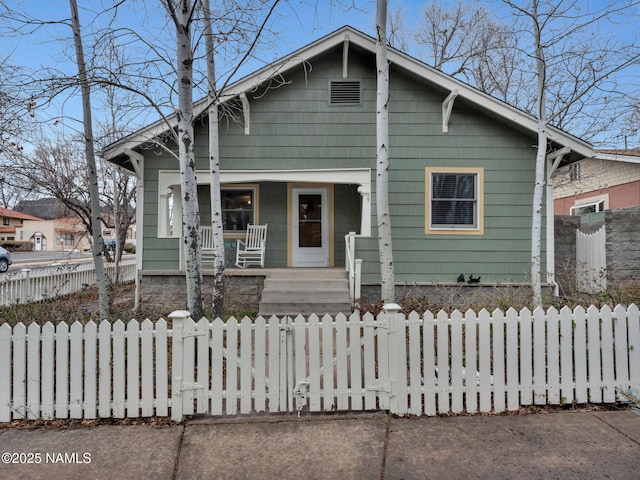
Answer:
[298, 194, 322, 248]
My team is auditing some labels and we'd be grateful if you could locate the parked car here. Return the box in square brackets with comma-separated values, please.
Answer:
[0, 246, 12, 273]
[103, 239, 117, 252]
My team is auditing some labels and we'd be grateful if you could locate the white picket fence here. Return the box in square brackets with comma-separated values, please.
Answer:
[576, 226, 607, 293]
[0, 259, 136, 306]
[1, 304, 639, 422]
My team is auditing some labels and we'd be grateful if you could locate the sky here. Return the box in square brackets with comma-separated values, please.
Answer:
[3, 0, 639, 149]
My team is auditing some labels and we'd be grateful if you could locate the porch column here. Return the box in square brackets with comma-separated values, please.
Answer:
[357, 185, 371, 236]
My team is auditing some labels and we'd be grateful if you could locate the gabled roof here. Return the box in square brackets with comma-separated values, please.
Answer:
[102, 25, 593, 168]
[0, 207, 43, 221]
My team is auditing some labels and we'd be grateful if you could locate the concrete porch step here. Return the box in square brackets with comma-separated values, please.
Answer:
[258, 269, 352, 317]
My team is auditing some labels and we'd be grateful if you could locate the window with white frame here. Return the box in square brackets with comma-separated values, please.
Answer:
[221, 187, 256, 232]
[570, 199, 606, 216]
[425, 167, 484, 234]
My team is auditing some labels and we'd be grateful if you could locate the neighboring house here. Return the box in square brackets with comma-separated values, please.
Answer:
[0, 208, 43, 242]
[554, 149, 640, 217]
[13, 197, 73, 220]
[103, 26, 592, 306]
[16, 217, 89, 251]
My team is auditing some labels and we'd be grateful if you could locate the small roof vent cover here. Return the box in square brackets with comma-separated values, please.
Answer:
[330, 81, 361, 104]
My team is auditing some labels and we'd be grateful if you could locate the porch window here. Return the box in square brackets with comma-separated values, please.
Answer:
[425, 167, 484, 235]
[222, 187, 256, 232]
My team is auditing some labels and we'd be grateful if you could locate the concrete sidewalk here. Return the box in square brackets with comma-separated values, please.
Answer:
[1, 410, 639, 479]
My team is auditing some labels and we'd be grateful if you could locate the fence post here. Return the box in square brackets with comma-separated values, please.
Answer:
[169, 310, 191, 422]
[383, 303, 403, 414]
[21, 269, 31, 303]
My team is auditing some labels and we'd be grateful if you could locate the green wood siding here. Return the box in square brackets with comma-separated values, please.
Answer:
[141, 46, 545, 283]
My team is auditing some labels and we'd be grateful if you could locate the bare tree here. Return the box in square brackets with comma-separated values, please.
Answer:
[69, 0, 110, 318]
[202, 0, 225, 318]
[376, 0, 395, 303]
[415, 1, 517, 84]
[500, 0, 640, 304]
[162, 0, 205, 320]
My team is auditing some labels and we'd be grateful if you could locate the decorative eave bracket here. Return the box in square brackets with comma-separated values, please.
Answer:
[546, 146, 571, 179]
[240, 93, 250, 135]
[123, 148, 144, 182]
[342, 34, 350, 78]
[442, 89, 459, 134]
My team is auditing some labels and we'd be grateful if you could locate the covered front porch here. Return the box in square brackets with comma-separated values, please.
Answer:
[156, 168, 371, 270]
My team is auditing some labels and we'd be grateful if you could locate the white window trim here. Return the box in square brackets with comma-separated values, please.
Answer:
[425, 167, 484, 235]
[570, 194, 608, 216]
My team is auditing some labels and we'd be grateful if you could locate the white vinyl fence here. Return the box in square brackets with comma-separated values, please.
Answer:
[576, 226, 607, 293]
[1, 304, 639, 422]
[0, 259, 136, 306]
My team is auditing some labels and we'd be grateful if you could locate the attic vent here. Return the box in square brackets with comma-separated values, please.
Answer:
[330, 81, 360, 104]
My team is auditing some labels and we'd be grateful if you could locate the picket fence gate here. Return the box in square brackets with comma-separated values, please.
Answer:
[1, 304, 639, 423]
[576, 226, 607, 293]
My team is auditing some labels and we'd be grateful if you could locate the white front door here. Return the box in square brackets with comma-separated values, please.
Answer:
[292, 187, 329, 267]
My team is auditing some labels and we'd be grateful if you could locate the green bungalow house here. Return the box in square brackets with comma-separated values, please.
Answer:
[103, 26, 593, 314]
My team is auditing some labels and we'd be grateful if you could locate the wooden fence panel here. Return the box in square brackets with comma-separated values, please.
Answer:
[98, 320, 112, 418]
[506, 309, 519, 411]
[450, 310, 464, 415]
[55, 322, 69, 419]
[478, 310, 492, 413]
[84, 321, 97, 419]
[210, 318, 224, 415]
[423, 311, 437, 416]
[492, 309, 506, 413]
[0, 259, 136, 306]
[27, 323, 40, 419]
[601, 307, 616, 403]
[2, 304, 640, 422]
[254, 316, 267, 413]
[573, 307, 588, 403]
[307, 315, 321, 411]
[112, 320, 126, 418]
[69, 322, 83, 419]
[464, 309, 478, 414]
[41, 323, 55, 420]
[348, 312, 363, 412]
[141, 319, 156, 417]
[628, 304, 640, 387]
[408, 311, 422, 415]
[559, 307, 574, 404]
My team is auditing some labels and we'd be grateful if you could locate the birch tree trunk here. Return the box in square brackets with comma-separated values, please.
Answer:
[531, 0, 546, 307]
[69, 0, 110, 318]
[202, 0, 225, 318]
[375, 0, 395, 303]
[164, 0, 205, 320]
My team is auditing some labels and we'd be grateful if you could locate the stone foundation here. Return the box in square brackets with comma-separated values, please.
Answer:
[139, 270, 266, 315]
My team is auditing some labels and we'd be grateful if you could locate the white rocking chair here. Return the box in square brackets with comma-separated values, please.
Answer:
[235, 224, 267, 268]
[200, 226, 216, 266]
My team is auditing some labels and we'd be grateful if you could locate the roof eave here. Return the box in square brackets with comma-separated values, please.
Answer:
[102, 25, 594, 163]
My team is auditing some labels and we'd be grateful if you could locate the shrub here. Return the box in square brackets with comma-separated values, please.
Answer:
[0, 240, 33, 251]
